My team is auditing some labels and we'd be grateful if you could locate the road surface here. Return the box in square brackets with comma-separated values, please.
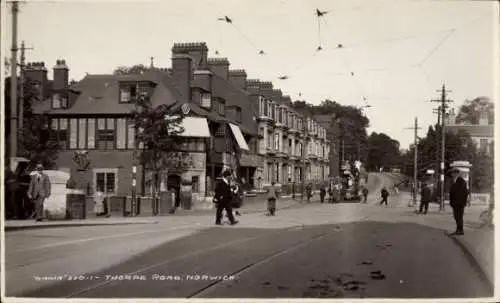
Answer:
[4, 174, 492, 299]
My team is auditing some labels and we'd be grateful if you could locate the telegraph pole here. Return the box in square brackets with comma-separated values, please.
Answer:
[405, 117, 421, 207]
[18, 41, 34, 131]
[431, 84, 453, 211]
[9, 1, 19, 160]
[432, 105, 441, 193]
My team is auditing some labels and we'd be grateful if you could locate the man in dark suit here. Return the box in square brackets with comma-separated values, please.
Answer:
[449, 167, 468, 235]
[213, 170, 238, 225]
[27, 164, 51, 222]
[418, 182, 432, 214]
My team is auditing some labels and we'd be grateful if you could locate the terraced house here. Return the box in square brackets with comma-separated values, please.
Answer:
[31, 42, 330, 211]
[245, 80, 330, 188]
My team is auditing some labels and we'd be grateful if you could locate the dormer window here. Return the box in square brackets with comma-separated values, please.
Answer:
[120, 83, 151, 103]
[52, 93, 61, 109]
[120, 85, 136, 103]
[201, 93, 211, 108]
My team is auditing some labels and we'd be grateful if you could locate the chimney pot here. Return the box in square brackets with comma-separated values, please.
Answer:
[229, 69, 247, 90]
[53, 59, 69, 90]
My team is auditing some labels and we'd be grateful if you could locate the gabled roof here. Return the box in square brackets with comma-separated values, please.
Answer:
[447, 124, 494, 138]
[32, 71, 180, 115]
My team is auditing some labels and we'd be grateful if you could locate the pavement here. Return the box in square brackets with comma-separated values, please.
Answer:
[3, 173, 495, 300]
[381, 191, 495, 292]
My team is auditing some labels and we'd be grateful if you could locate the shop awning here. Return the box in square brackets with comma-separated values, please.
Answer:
[229, 123, 250, 151]
[178, 116, 211, 138]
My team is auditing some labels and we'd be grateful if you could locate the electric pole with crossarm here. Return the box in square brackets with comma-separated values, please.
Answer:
[431, 84, 453, 211]
[405, 117, 421, 207]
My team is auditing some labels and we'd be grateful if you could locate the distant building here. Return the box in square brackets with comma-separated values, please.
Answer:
[313, 114, 340, 177]
[445, 108, 494, 156]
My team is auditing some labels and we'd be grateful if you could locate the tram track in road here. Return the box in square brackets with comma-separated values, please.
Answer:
[186, 231, 330, 298]
[7, 223, 205, 255]
[64, 229, 288, 298]
[66, 222, 368, 298]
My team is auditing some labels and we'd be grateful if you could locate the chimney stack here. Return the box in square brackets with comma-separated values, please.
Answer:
[53, 59, 69, 90]
[246, 82, 260, 113]
[208, 58, 230, 80]
[259, 81, 274, 100]
[229, 69, 247, 90]
[25, 61, 48, 101]
[171, 54, 193, 101]
[172, 42, 208, 70]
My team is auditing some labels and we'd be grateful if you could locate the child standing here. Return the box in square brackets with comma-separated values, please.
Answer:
[267, 181, 279, 216]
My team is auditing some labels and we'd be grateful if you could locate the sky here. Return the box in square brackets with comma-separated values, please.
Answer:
[2, 0, 498, 149]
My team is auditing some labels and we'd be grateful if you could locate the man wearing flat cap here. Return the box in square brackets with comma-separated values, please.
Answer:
[213, 170, 238, 225]
[449, 167, 468, 235]
[27, 163, 51, 222]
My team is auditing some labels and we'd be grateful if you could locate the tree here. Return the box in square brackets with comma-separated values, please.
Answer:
[366, 132, 401, 171]
[131, 95, 191, 214]
[455, 97, 494, 125]
[4, 76, 60, 168]
[113, 64, 150, 75]
[293, 99, 370, 163]
[471, 151, 493, 193]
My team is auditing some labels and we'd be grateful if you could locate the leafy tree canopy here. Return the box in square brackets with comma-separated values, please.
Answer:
[113, 64, 150, 75]
[366, 132, 401, 171]
[455, 96, 494, 125]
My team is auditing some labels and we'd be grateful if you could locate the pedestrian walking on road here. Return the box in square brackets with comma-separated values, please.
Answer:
[213, 170, 238, 226]
[27, 164, 51, 222]
[380, 186, 389, 207]
[319, 184, 326, 203]
[267, 181, 279, 216]
[306, 183, 312, 203]
[418, 182, 432, 214]
[362, 187, 369, 203]
[328, 185, 334, 203]
[449, 168, 468, 235]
